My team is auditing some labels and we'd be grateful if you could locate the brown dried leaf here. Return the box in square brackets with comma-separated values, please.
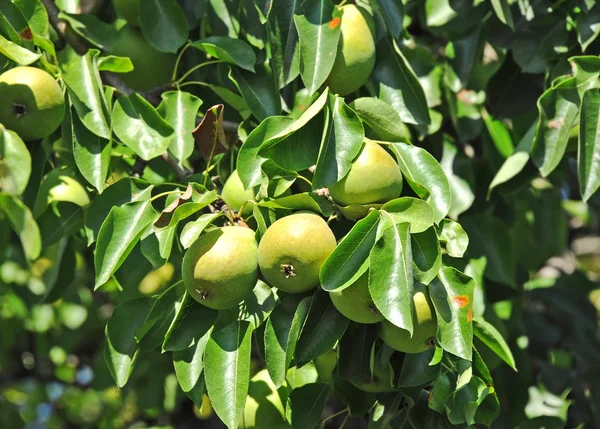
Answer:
[193, 104, 228, 160]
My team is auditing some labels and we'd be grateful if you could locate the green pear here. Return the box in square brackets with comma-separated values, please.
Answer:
[108, 25, 176, 91]
[330, 271, 384, 324]
[327, 4, 376, 96]
[329, 140, 403, 206]
[33, 169, 90, 218]
[258, 212, 336, 293]
[0, 67, 65, 141]
[221, 169, 255, 216]
[182, 226, 258, 309]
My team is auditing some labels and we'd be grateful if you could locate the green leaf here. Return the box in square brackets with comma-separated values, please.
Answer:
[204, 321, 253, 429]
[61, 49, 111, 139]
[293, 0, 341, 95]
[237, 90, 328, 189]
[578, 88, 600, 202]
[0, 33, 40, 64]
[58, 13, 118, 50]
[482, 108, 514, 158]
[136, 286, 180, 349]
[84, 177, 153, 245]
[411, 226, 441, 285]
[429, 267, 475, 361]
[12, 0, 49, 37]
[461, 214, 515, 286]
[154, 187, 218, 230]
[312, 93, 364, 189]
[286, 383, 331, 429]
[173, 324, 212, 393]
[372, 38, 430, 125]
[490, 0, 513, 29]
[94, 201, 158, 288]
[380, 197, 434, 233]
[162, 292, 217, 351]
[180, 212, 223, 249]
[391, 142, 451, 224]
[139, 0, 188, 53]
[104, 297, 154, 387]
[112, 93, 175, 161]
[531, 77, 580, 177]
[439, 137, 474, 219]
[473, 318, 516, 371]
[191, 36, 256, 71]
[577, 6, 600, 51]
[374, 0, 404, 39]
[241, 280, 279, 328]
[97, 55, 134, 72]
[265, 295, 311, 387]
[369, 393, 404, 429]
[320, 209, 380, 291]
[0, 193, 41, 260]
[157, 91, 203, 166]
[338, 323, 377, 386]
[369, 220, 414, 333]
[435, 219, 468, 258]
[38, 203, 84, 249]
[0, 126, 31, 196]
[258, 192, 334, 217]
[229, 63, 281, 121]
[295, 290, 349, 363]
[267, 0, 301, 88]
[65, 107, 110, 193]
[349, 97, 411, 141]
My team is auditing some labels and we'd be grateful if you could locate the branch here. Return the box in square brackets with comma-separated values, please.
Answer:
[39, 0, 87, 55]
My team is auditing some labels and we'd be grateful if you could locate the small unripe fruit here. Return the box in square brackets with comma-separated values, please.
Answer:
[329, 140, 403, 206]
[0, 67, 65, 141]
[221, 169, 255, 215]
[33, 169, 90, 218]
[108, 25, 176, 91]
[379, 284, 437, 354]
[182, 226, 259, 309]
[330, 271, 384, 324]
[258, 212, 336, 293]
[327, 5, 376, 96]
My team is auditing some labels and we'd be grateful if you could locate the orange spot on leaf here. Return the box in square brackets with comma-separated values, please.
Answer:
[467, 308, 473, 323]
[329, 17, 341, 29]
[451, 295, 469, 309]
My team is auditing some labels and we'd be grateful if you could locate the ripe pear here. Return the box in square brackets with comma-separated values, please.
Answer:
[379, 284, 437, 354]
[182, 226, 258, 309]
[221, 169, 255, 216]
[108, 25, 176, 91]
[330, 271, 384, 324]
[327, 4, 376, 96]
[329, 140, 403, 206]
[113, 0, 140, 26]
[33, 169, 90, 218]
[0, 67, 65, 141]
[258, 212, 336, 293]
[241, 369, 290, 429]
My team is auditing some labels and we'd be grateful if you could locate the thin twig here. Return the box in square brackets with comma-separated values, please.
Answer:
[40, 0, 87, 55]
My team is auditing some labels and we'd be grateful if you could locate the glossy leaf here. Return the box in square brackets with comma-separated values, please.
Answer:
[490, 0, 513, 29]
[380, 197, 434, 233]
[267, 0, 301, 88]
[295, 290, 349, 363]
[531, 77, 580, 177]
[191, 36, 256, 71]
[229, 64, 281, 121]
[180, 212, 223, 249]
[0, 126, 31, 196]
[578, 88, 600, 202]
[320, 209, 380, 291]
[204, 321, 253, 429]
[338, 323, 377, 386]
[84, 178, 153, 245]
[372, 38, 430, 125]
[391, 142, 452, 224]
[473, 318, 516, 370]
[286, 383, 331, 429]
[312, 94, 364, 189]
[61, 49, 111, 139]
[157, 91, 203, 166]
[294, 0, 341, 95]
[163, 292, 217, 352]
[374, 0, 404, 39]
[264, 295, 311, 387]
[65, 107, 110, 193]
[439, 137, 474, 219]
[429, 267, 475, 360]
[349, 97, 411, 141]
[113, 94, 175, 161]
[140, 0, 188, 53]
[0, 33, 40, 64]
[0, 193, 41, 260]
[104, 297, 153, 387]
[436, 219, 468, 258]
[94, 201, 158, 288]
[411, 226, 441, 285]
